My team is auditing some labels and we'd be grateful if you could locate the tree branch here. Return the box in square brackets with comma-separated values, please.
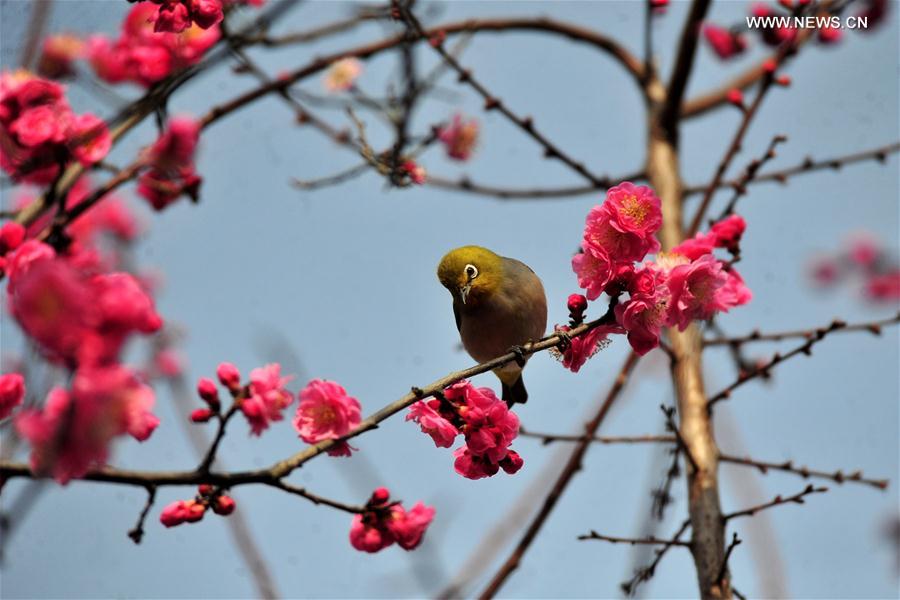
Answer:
[723, 485, 828, 522]
[708, 314, 900, 408]
[578, 531, 691, 547]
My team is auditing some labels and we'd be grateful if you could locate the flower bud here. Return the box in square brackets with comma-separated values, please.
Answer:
[566, 294, 588, 315]
[183, 500, 206, 523]
[370, 487, 391, 506]
[213, 495, 236, 516]
[190, 408, 214, 423]
[198, 484, 215, 496]
[196, 377, 220, 408]
[159, 501, 186, 528]
[499, 450, 524, 474]
[216, 362, 241, 391]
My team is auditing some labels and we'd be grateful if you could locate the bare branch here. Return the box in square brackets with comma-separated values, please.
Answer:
[723, 485, 828, 522]
[578, 531, 691, 547]
[683, 142, 900, 196]
[704, 313, 900, 348]
[126, 486, 157, 545]
[719, 454, 888, 490]
[708, 314, 900, 408]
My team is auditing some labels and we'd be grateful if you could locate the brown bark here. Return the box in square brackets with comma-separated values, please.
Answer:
[645, 1, 729, 592]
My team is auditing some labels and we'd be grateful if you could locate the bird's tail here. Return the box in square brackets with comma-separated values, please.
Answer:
[501, 374, 528, 406]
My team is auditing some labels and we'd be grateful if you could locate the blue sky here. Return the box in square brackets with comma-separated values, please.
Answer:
[1, 1, 898, 598]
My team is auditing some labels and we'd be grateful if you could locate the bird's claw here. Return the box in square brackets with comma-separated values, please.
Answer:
[508, 345, 528, 367]
[556, 330, 572, 352]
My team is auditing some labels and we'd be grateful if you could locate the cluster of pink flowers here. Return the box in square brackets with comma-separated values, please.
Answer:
[810, 233, 900, 303]
[438, 114, 479, 161]
[572, 182, 663, 301]
[0, 372, 25, 420]
[349, 487, 435, 553]
[87, 3, 218, 87]
[137, 117, 203, 210]
[6, 239, 162, 366]
[15, 365, 159, 483]
[293, 379, 361, 456]
[192, 362, 294, 435]
[146, 0, 224, 34]
[160, 484, 236, 528]
[0, 71, 110, 184]
[570, 183, 751, 357]
[1, 181, 161, 484]
[703, 24, 747, 60]
[407, 381, 523, 480]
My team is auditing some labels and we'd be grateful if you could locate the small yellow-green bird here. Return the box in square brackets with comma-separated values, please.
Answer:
[437, 246, 548, 405]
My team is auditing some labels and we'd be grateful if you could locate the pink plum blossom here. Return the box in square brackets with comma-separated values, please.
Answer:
[406, 400, 459, 448]
[349, 488, 435, 553]
[438, 114, 479, 161]
[294, 379, 361, 454]
[238, 363, 294, 435]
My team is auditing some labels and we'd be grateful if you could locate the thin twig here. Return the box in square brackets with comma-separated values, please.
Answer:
[708, 314, 900, 408]
[621, 519, 691, 595]
[723, 485, 827, 522]
[719, 454, 888, 490]
[266, 480, 366, 514]
[661, 404, 699, 472]
[578, 531, 691, 546]
[714, 532, 742, 591]
[714, 134, 787, 222]
[126, 485, 157, 544]
[704, 313, 900, 347]
[518, 428, 675, 446]
[425, 171, 645, 200]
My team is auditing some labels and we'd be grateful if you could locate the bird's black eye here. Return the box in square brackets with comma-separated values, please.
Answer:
[465, 264, 478, 280]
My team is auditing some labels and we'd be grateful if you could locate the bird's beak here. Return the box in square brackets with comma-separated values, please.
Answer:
[459, 284, 471, 304]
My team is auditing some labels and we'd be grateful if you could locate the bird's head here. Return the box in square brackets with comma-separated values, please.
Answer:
[437, 245, 502, 307]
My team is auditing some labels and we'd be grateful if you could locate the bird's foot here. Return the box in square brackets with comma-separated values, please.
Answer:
[555, 329, 572, 352]
[508, 344, 528, 368]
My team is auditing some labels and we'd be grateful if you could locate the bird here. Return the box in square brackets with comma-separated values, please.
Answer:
[437, 245, 548, 405]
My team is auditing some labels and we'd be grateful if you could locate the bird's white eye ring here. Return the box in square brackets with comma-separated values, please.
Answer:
[465, 264, 478, 280]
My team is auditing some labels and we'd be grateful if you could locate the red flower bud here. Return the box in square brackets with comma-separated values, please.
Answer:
[213, 495, 236, 516]
[775, 74, 791, 87]
[183, 500, 206, 522]
[196, 377, 220, 408]
[762, 59, 778, 74]
[190, 408, 214, 423]
[216, 362, 241, 391]
[567, 293, 588, 315]
[370, 487, 391, 506]
[198, 484, 215, 496]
